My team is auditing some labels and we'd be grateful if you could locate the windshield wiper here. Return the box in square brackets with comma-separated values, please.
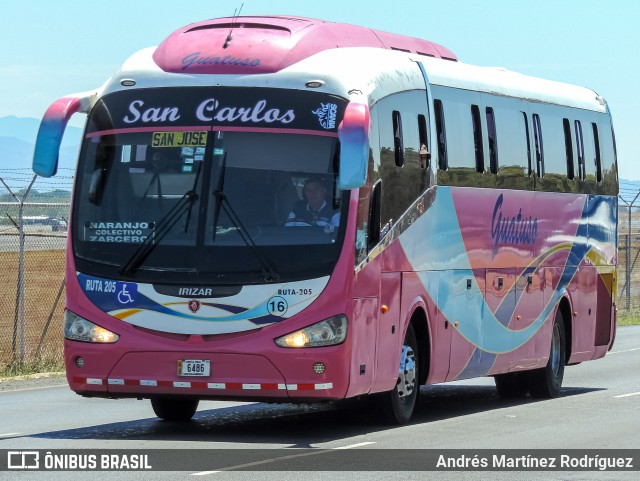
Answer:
[119, 190, 199, 276]
[211, 152, 278, 282]
[213, 189, 279, 282]
[120, 164, 202, 276]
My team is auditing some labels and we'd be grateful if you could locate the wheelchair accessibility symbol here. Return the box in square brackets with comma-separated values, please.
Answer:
[116, 282, 137, 305]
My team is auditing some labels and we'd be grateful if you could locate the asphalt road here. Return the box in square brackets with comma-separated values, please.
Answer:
[0, 326, 638, 480]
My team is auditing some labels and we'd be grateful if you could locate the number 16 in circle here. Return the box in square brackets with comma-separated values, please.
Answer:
[267, 296, 288, 316]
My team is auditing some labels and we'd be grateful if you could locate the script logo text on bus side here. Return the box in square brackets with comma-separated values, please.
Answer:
[490, 194, 538, 256]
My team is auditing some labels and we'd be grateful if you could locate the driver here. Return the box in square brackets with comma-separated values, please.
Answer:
[286, 178, 339, 228]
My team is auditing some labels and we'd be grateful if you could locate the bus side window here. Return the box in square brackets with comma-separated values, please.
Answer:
[418, 114, 429, 169]
[485, 107, 498, 174]
[368, 180, 382, 250]
[533, 113, 545, 178]
[575, 120, 585, 180]
[392, 110, 404, 167]
[434, 99, 447, 170]
[471, 104, 484, 172]
[592, 122, 602, 182]
[522, 112, 532, 176]
[563, 118, 574, 180]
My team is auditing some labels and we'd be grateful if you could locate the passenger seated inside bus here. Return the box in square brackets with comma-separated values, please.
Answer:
[285, 177, 340, 228]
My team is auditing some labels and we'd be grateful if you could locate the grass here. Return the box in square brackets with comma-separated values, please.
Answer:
[617, 313, 640, 326]
[0, 249, 66, 376]
[0, 358, 65, 378]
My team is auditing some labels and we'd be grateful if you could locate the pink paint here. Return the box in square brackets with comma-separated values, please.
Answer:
[153, 16, 457, 75]
[85, 125, 339, 138]
[85, 125, 211, 138]
[210, 126, 338, 137]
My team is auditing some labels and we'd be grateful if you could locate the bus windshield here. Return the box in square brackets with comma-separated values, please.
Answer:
[72, 88, 349, 285]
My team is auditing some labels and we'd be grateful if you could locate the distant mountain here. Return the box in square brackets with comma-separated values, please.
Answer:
[0, 115, 83, 145]
[0, 116, 43, 144]
[0, 135, 32, 169]
[0, 116, 82, 175]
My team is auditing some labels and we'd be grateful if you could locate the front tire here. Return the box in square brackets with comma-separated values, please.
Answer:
[378, 324, 419, 424]
[151, 398, 199, 422]
[527, 310, 566, 398]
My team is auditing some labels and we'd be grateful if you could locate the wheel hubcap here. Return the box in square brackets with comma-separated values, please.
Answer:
[397, 345, 416, 399]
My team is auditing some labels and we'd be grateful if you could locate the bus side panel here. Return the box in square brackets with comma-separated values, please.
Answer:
[445, 269, 489, 381]
[345, 297, 378, 397]
[371, 272, 402, 393]
[485, 268, 515, 375]
[569, 265, 598, 362]
[510, 268, 545, 370]
[594, 270, 614, 346]
[589, 193, 618, 350]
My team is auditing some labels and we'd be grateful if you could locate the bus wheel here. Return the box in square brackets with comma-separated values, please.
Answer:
[527, 310, 566, 398]
[151, 398, 199, 422]
[378, 324, 419, 424]
[494, 372, 529, 398]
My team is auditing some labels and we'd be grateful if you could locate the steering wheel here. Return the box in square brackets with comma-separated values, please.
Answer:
[283, 218, 315, 227]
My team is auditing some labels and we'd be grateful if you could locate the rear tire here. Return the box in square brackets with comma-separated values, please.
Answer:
[527, 310, 566, 398]
[151, 398, 199, 422]
[494, 372, 529, 398]
[377, 324, 419, 424]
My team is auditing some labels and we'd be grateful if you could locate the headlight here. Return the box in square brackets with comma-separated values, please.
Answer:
[275, 315, 347, 348]
[64, 310, 119, 343]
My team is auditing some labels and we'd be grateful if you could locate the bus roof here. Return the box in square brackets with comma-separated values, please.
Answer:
[152, 15, 457, 75]
[94, 16, 606, 117]
[418, 56, 607, 112]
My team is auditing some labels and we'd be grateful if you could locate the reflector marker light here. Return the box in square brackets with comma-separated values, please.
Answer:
[72, 377, 333, 391]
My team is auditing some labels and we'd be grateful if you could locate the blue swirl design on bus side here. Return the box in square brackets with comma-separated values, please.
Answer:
[401, 188, 616, 355]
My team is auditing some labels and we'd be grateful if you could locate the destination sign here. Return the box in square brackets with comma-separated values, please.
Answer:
[151, 131, 207, 147]
[86, 87, 348, 135]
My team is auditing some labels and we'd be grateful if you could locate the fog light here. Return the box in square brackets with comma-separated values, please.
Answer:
[75, 357, 85, 368]
[313, 362, 326, 374]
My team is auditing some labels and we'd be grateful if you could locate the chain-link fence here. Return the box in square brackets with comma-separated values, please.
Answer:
[618, 187, 640, 315]
[0, 169, 72, 371]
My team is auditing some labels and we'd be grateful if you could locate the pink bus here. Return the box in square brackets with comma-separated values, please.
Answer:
[33, 16, 618, 424]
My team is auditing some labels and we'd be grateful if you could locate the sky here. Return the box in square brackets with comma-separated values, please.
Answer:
[1, 0, 638, 180]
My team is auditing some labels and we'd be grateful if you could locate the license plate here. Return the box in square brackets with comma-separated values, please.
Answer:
[177, 359, 210, 377]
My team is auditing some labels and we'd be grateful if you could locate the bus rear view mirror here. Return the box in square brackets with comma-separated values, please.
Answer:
[32, 96, 84, 177]
[337, 102, 370, 190]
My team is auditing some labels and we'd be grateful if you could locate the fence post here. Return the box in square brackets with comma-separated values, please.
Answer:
[35, 278, 66, 359]
[1, 175, 37, 365]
